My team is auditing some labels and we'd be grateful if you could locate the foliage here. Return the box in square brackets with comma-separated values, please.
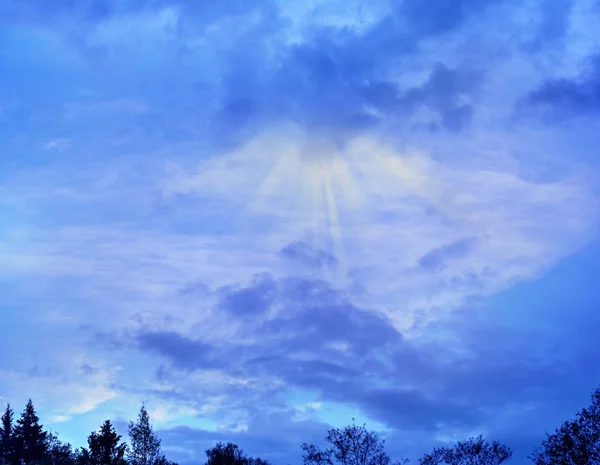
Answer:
[301, 421, 407, 465]
[43, 433, 76, 465]
[205, 443, 247, 465]
[530, 387, 600, 465]
[4, 387, 600, 465]
[78, 420, 127, 465]
[128, 406, 172, 465]
[0, 404, 16, 465]
[204, 442, 270, 465]
[418, 435, 512, 465]
[14, 399, 48, 465]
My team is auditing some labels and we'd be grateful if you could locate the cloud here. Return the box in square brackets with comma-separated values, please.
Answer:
[2, 0, 600, 464]
[216, 274, 277, 318]
[279, 241, 337, 270]
[399, 63, 483, 131]
[396, 0, 492, 39]
[520, 54, 600, 120]
[113, 265, 600, 464]
[42, 138, 71, 152]
[418, 237, 478, 271]
[0, 356, 120, 422]
[137, 332, 217, 371]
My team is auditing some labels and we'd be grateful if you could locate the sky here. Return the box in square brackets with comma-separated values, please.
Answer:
[1, 0, 600, 464]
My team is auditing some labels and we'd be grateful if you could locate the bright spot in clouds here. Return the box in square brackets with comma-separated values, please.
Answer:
[163, 128, 596, 329]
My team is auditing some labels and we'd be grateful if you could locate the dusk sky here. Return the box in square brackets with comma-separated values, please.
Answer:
[1, 0, 600, 464]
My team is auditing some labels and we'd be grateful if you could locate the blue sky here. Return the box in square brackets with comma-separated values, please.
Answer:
[1, 0, 600, 464]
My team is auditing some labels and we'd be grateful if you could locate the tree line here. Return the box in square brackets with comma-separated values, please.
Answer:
[1, 386, 600, 465]
[0, 401, 174, 465]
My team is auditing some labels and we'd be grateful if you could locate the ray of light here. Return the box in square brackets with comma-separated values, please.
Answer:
[201, 132, 444, 287]
[323, 167, 347, 285]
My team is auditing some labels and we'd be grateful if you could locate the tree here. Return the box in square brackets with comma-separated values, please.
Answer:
[13, 399, 48, 465]
[78, 420, 127, 465]
[0, 404, 16, 465]
[246, 459, 270, 465]
[530, 387, 600, 465]
[204, 442, 268, 465]
[204, 443, 248, 465]
[419, 436, 512, 465]
[128, 406, 169, 465]
[301, 421, 407, 465]
[43, 433, 76, 465]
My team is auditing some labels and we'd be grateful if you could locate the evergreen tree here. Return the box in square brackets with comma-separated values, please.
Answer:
[0, 404, 15, 465]
[78, 420, 127, 465]
[14, 399, 48, 465]
[127, 406, 164, 465]
[43, 433, 76, 465]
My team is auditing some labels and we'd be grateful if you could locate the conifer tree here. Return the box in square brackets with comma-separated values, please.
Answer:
[0, 404, 15, 465]
[78, 420, 127, 465]
[44, 433, 76, 465]
[14, 399, 48, 465]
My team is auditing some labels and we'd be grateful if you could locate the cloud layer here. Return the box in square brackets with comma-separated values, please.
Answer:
[2, 0, 600, 464]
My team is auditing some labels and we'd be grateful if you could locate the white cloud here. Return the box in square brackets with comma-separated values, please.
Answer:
[2, 124, 597, 338]
[155, 128, 599, 328]
[42, 138, 71, 152]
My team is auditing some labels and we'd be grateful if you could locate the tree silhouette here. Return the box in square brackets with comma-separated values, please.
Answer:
[246, 459, 271, 465]
[0, 404, 16, 465]
[204, 442, 269, 465]
[301, 421, 407, 465]
[419, 435, 512, 465]
[128, 406, 173, 465]
[43, 433, 76, 465]
[530, 387, 600, 465]
[14, 399, 48, 465]
[78, 420, 127, 465]
[205, 442, 248, 465]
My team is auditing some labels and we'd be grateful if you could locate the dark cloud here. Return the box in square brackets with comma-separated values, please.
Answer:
[279, 241, 337, 269]
[178, 280, 211, 297]
[80, 364, 101, 376]
[361, 387, 483, 430]
[400, 64, 483, 132]
[216, 273, 277, 317]
[1, 0, 273, 25]
[1, 0, 493, 153]
[535, 0, 573, 45]
[215, 40, 483, 140]
[419, 237, 478, 271]
[96, 256, 600, 465]
[519, 54, 600, 120]
[260, 301, 401, 357]
[127, 275, 555, 434]
[137, 331, 217, 370]
[397, 0, 494, 39]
